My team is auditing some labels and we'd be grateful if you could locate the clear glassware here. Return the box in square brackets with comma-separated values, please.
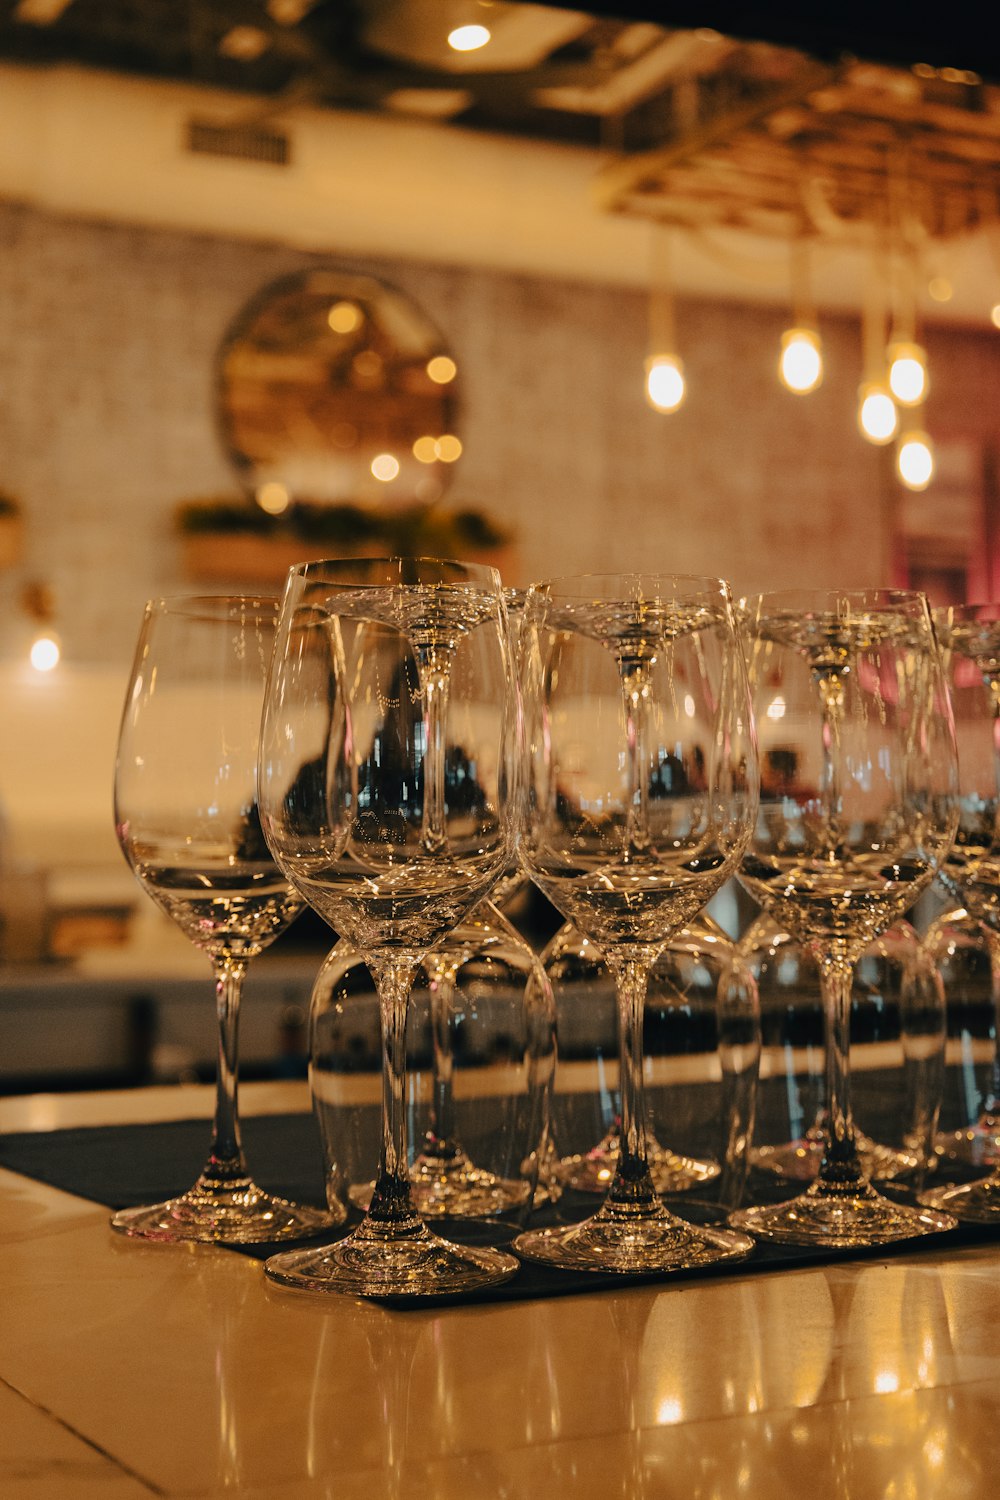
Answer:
[308, 901, 556, 1219]
[912, 609, 1000, 1216]
[258, 557, 520, 1296]
[511, 572, 759, 1273]
[730, 588, 959, 1247]
[924, 907, 1000, 1167]
[742, 913, 945, 1184]
[914, 604, 1000, 1217]
[544, 913, 760, 1206]
[111, 596, 338, 1243]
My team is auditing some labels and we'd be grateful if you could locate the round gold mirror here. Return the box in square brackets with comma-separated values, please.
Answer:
[215, 268, 460, 509]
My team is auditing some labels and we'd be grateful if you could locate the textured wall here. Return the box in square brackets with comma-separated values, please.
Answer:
[0, 200, 997, 666]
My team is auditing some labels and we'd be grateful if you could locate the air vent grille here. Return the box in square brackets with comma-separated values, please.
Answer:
[185, 119, 291, 166]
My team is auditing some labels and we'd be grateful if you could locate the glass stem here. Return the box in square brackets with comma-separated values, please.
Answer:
[605, 951, 658, 1211]
[423, 957, 459, 1158]
[981, 926, 1000, 1119]
[420, 662, 451, 855]
[623, 669, 652, 852]
[205, 956, 249, 1185]
[817, 952, 864, 1188]
[367, 954, 421, 1227]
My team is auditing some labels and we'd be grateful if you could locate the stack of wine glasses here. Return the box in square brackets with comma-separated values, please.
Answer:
[731, 589, 959, 1246]
[510, 572, 760, 1272]
[916, 603, 1000, 1221]
[257, 558, 524, 1295]
[111, 570, 970, 1293]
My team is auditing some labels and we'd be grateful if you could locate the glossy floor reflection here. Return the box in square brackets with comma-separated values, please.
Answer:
[2, 1085, 1000, 1497]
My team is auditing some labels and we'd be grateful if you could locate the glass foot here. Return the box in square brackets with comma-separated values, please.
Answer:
[751, 1131, 920, 1183]
[264, 1216, 519, 1297]
[934, 1121, 1000, 1169]
[513, 1203, 754, 1274]
[555, 1138, 720, 1195]
[110, 1173, 341, 1245]
[348, 1148, 531, 1218]
[918, 1173, 1000, 1223]
[729, 1179, 956, 1248]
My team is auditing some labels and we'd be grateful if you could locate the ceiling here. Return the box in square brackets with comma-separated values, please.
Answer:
[3, 1, 1000, 243]
[3, 0, 1000, 325]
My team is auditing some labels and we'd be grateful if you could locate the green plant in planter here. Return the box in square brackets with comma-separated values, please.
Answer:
[175, 498, 512, 558]
[378, 503, 511, 557]
[176, 498, 274, 535]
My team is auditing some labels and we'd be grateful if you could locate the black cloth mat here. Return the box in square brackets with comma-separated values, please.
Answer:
[3, 1112, 999, 1309]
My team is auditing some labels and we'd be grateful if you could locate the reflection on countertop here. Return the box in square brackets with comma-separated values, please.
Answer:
[0, 1082, 997, 1498]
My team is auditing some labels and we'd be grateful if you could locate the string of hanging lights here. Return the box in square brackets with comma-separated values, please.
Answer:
[618, 45, 1000, 501]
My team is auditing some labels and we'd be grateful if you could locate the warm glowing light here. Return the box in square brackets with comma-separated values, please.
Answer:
[887, 341, 928, 405]
[645, 353, 686, 413]
[897, 431, 935, 490]
[256, 481, 290, 514]
[352, 349, 383, 382]
[435, 434, 463, 462]
[991, 304, 1000, 330]
[426, 355, 457, 384]
[328, 300, 362, 334]
[413, 435, 439, 463]
[857, 383, 898, 445]
[656, 1398, 684, 1425]
[778, 328, 822, 394]
[448, 23, 491, 51]
[371, 453, 400, 482]
[30, 634, 60, 672]
[766, 695, 786, 721]
[218, 25, 269, 59]
[928, 276, 952, 303]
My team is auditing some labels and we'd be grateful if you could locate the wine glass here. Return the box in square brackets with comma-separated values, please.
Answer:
[111, 596, 338, 1243]
[917, 602, 1000, 1219]
[742, 914, 945, 1184]
[730, 588, 959, 1246]
[511, 572, 759, 1273]
[308, 903, 556, 1220]
[545, 912, 758, 1197]
[273, 559, 545, 1221]
[258, 557, 520, 1296]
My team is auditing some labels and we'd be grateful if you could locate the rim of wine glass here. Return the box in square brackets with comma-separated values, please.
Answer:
[284, 556, 503, 591]
[934, 600, 1000, 622]
[145, 594, 280, 622]
[526, 571, 734, 601]
[741, 586, 932, 616]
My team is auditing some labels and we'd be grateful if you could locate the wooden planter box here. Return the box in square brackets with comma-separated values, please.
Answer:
[181, 533, 368, 586]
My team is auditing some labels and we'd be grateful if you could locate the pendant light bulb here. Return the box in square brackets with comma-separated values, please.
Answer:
[448, 23, 491, 51]
[778, 327, 823, 394]
[29, 631, 61, 673]
[897, 430, 935, 491]
[645, 353, 686, 414]
[887, 341, 929, 406]
[857, 382, 898, 445]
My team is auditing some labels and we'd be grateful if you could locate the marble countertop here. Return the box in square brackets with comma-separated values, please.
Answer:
[0, 1082, 997, 1498]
